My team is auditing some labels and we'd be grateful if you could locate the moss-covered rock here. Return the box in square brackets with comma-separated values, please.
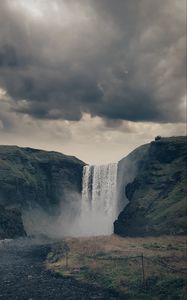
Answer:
[114, 136, 187, 236]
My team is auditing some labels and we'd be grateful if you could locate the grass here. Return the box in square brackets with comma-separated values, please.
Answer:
[46, 235, 187, 299]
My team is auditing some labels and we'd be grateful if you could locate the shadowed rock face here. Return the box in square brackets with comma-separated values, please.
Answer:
[114, 136, 187, 236]
[0, 205, 26, 239]
[0, 146, 85, 238]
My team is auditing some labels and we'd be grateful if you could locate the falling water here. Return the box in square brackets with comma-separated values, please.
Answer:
[81, 163, 118, 235]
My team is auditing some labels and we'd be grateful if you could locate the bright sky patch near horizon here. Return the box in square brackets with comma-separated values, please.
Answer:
[0, 0, 186, 164]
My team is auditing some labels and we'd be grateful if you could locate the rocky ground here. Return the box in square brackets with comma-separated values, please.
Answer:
[0, 238, 122, 300]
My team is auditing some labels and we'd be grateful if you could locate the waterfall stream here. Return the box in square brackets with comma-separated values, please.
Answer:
[81, 163, 118, 235]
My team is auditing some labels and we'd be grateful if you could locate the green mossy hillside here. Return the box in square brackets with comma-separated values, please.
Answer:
[0, 146, 85, 211]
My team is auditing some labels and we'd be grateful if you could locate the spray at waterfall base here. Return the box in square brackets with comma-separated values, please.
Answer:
[23, 163, 125, 238]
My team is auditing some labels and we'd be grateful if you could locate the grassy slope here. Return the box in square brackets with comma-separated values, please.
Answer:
[0, 146, 84, 186]
[115, 136, 187, 236]
[47, 235, 187, 300]
[0, 145, 85, 210]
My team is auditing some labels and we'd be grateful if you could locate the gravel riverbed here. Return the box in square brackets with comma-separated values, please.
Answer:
[0, 238, 123, 300]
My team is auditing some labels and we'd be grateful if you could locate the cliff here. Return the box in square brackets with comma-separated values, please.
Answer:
[0, 146, 85, 238]
[114, 136, 187, 236]
[0, 146, 85, 210]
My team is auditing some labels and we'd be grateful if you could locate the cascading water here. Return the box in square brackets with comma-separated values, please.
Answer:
[81, 163, 118, 235]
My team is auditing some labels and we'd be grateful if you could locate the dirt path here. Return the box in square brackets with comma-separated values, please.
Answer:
[0, 238, 122, 300]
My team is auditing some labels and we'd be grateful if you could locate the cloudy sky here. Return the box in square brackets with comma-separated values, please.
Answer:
[0, 0, 186, 164]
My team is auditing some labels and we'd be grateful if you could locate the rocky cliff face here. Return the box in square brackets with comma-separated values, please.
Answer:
[0, 146, 85, 238]
[0, 205, 26, 239]
[114, 136, 187, 236]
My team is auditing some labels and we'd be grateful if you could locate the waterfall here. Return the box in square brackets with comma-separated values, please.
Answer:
[81, 163, 118, 235]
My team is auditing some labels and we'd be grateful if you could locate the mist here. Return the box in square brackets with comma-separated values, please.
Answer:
[22, 158, 137, 239]
[22, 188, 118, 238]
[117, 157, 138, 213]
[22, 191, 82, 239]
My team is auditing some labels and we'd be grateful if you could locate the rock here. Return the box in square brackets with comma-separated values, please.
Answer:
[114, 136, 187, 236]
[0, 205, 26, 239]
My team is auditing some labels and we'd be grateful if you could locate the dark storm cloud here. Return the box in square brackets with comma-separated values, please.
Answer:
[0, 45, 18, 67]
[0, 0, 185, 124]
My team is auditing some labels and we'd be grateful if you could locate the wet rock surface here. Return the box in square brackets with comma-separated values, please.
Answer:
[0, 238, 122, 300]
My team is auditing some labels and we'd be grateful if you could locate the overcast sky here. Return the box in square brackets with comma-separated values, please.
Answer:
[0, 0, 186, 164]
